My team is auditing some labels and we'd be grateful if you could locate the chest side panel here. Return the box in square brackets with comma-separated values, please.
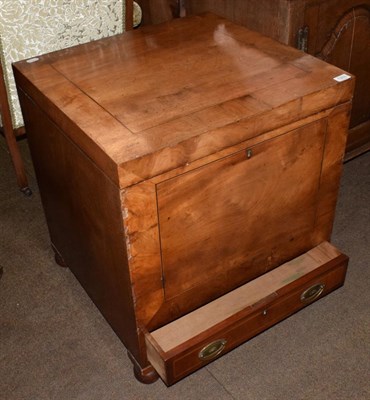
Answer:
[17, 89, 141, 358]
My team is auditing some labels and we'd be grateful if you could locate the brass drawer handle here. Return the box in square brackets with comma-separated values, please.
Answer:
[301, 283, 325, 303]
[198, 339, 227, 361]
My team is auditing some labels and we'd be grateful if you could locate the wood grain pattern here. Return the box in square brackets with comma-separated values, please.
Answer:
[185, 1, 369, 158]
[119, 106, 347, 333]
[157, 120, 325, 300]
[121, 182, 164, 325]
[312, 102, 352, 244]
[13, 13, 353, 188]
[123, 107, 352, 333]
[146, 242, 348, 385]
[17, 88, 144, 364]
[14, 14, 353, 384]
[186, 0, 304, 43]
[314, 4, 370, 131]
[151, 242, 342, 352]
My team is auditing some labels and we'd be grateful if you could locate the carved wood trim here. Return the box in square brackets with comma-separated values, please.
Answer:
[317, 6, 370, 61]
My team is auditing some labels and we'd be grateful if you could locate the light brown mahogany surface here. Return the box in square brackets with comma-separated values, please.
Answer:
[186, 1, 370, 158]
[13, 13, 353, 188]
[14, 13, 353, 383]
[157, 120, 326, 300]
[150, 241, 342, 352]
[145, 241, 348, 384]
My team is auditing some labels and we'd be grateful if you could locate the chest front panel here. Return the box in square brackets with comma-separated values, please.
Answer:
[157, 120, 325, 300]
[123, 117, 331, 329]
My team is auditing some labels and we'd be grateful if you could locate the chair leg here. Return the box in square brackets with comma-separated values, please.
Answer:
[0, 61, 32, 196]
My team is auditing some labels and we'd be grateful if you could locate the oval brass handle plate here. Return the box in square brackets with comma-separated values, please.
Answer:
[301, 283, 325, 303]
[198, 339, 227, 361]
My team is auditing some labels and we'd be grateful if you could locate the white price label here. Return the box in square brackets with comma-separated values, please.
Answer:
[333, 74, 351, 82]
[26, 57, 40, 63]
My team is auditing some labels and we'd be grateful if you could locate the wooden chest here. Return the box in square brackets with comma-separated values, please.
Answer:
[185, 0, 370, 160]
[14, 14, 353, 385]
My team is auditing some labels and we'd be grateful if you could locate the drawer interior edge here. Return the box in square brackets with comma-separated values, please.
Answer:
[149, 242, 346, 353]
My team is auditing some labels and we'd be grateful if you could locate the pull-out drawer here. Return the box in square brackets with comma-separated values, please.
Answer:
[145, 242, 348, 385]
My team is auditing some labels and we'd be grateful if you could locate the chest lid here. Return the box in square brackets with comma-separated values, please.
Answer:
[13, 13, 354, 188]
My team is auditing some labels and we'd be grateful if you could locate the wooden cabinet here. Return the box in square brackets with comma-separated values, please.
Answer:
[186, 0, 370, 159]
[14, 14, 353, 385]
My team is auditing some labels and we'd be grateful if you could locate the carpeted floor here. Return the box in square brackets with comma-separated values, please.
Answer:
[0, 136, 369, 400]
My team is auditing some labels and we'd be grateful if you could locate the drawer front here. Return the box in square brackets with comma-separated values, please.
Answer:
[170, 265, 346, 382]
[145, 242, 348, 385]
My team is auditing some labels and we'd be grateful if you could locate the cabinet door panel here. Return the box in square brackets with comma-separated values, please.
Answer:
[349, 7, 370, 126]
[316, 10, 354, 71]
[306, 2, 370, 129]
[305, 0, 369, 52]
[157, 120, 326, 301]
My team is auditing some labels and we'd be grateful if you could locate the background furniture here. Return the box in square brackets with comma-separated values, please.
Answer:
[0, 58, 29, 194]
[125, 0, 185, 28]
[0, 0, 126, 193]
[186, 0, 370, 160]
[14, 14, 353, 385]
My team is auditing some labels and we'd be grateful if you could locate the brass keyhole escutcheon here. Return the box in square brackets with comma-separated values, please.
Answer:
[300, 283, 325, 303]
[198, 339, 227, 361]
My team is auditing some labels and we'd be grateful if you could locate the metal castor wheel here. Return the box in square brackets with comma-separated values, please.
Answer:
[20, 186, 32, 196]
[54, 251, 68, 268]
[52, 245, 68, 268]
